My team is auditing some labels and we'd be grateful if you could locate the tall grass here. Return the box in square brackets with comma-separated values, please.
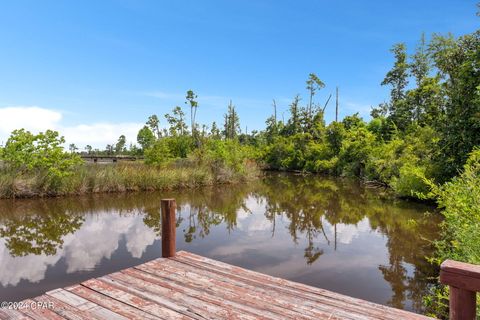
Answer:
[0, 159, 258, 199]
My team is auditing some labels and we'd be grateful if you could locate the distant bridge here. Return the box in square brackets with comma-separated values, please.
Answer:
[80, 155, 143, 163]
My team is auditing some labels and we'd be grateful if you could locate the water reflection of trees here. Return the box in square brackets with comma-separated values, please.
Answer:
[0, 202, 84, 256]
[139, 185, 251, 242]
[259, 173, 440, 312]
[0, 174, 440, 312]
[259, 174, 389, 263]
[0, 185, 252, 256]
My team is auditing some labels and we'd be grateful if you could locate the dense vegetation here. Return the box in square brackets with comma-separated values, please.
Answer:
[0, 128, 256, 198]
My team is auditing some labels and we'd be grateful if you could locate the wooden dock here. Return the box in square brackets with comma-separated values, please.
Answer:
[1, 250, 433, 320]
[4, 198, 479, 319]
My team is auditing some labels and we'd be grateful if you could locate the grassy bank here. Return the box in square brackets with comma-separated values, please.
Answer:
[0, 160, 258, 199]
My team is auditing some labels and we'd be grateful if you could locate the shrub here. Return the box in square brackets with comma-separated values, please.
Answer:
[434, 148, 480, 264]
[391, 164, 431, 198]
[166, 136, 193, 158]
[0, 129, 81, 178]
[262, 136, 295, 170]
[144, 139, 173, 165]
[338, 126, 376, 177]
[424, 149, 480, 318]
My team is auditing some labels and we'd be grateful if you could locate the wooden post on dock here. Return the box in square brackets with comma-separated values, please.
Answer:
[161, 199, 176, 258]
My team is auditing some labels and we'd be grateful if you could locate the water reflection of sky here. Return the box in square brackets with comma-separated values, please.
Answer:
[196, 196, 393, 308]
[0, 175, 440, 312]
[0, 214, 157, 287]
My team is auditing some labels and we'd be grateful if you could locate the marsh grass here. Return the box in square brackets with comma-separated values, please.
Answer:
[0, 159, 258, 199]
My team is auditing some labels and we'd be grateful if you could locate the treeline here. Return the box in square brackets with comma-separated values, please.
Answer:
[128, 27, 479, 200]
[258, 32, 478, 197]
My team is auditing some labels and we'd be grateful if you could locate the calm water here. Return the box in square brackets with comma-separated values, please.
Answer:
[0, 173, 440, 313]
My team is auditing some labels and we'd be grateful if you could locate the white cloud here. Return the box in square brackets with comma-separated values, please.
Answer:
[61, 123, 143, 149]
[0, 106, 62, 135]
[0, 106, 143, 149]
[326, 218, 377, 245]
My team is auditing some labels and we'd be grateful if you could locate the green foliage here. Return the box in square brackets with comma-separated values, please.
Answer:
[433, 149, 480, 264]
[425, 149, 480, 318]
[115, 135, 126, 154]
[1, 129, 81, 178]
[326, 121, 345, 155]
[166, 135, 193, 158]
[200, 139, 254, 175]
[136, 126, 156, 152]
[165, 106, 188, 136]
[367, 116, 391, 141]
[144, 139, 173, 166]
[430, 31, 480, 179]
[391, 164, 431, 198]
[146, 114, 161, 138]
[283, 95, 302, 135]
[0, 159, 257, 199]
[223, 101, 241, 139]
[185, 90, 199, 138]
[338, 126, 376, 177]
[263, 136, 296, 170]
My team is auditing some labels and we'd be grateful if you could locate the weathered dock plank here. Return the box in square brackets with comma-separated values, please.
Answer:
[173, 251, 430, 320]
[0, 250, 435, 320]
[65, 285, 161, 320]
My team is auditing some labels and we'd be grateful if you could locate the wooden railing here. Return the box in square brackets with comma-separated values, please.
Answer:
[440, 260, 480, 320]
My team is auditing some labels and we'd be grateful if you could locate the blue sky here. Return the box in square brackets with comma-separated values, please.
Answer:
[0, 1, 478, 147]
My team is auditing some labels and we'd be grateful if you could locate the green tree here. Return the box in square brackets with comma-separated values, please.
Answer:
[305, 73, 325, 127]
[105, 144, 114, 155]
[85, 145, 93, 154]
[185, 90, 199, 138]
[115, 135, 126, 154]
[338, 126, 376, 177]
[137, 126, 156, 152]
[146, 114, 161, 139]
[371, 102, 388, 119]
[405, 35, 445, 127]
[410, 34, 430, 85]
[429, 30, 480, 178]
[210, 121, 221, 139]
[406, 76, 445, 127]
[284, 95, 302, 135]
[68, 143, 78, 154]
[165, 106, 188, 136]
[1, 129, 81, 178]
[223, 101, 240, 139]
[382, 43, 412, 131]
[326, 121, 346, 155]
[264, 115, 279, 143]
[144, 139, 172, 165]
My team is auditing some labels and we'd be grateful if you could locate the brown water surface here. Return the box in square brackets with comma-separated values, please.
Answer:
[0, 173, 440, 312]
